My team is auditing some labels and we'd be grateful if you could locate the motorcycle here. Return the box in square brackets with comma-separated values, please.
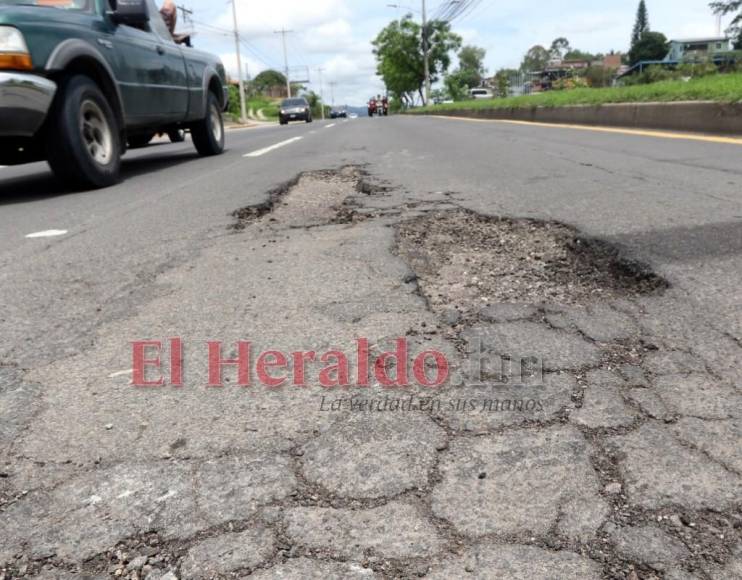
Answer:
[368, 99, 377, 117]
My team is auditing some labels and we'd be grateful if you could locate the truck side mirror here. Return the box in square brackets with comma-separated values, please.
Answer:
[110, 0, 150, 26]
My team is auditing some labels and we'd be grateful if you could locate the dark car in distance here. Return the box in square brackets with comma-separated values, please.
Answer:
[279, 97, 312, 125]
[330, 108, 347, 119]
[0, 0, 229, 189]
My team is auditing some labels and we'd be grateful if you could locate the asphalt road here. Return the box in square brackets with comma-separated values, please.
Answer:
[2, 116, 740, 365]
[1, 116, 741, 578]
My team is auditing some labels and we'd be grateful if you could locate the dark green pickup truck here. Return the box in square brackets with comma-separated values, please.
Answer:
[0, 0, 229, 188]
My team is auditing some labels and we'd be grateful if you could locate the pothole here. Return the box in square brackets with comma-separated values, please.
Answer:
[396, 210, 667, 321]
[232, 167, 364, 230]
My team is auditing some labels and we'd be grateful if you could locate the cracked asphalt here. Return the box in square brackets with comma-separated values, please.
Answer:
[1, 117, 741, 579]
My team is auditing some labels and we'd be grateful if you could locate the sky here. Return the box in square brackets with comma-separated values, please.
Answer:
[176, 0, 733, 106]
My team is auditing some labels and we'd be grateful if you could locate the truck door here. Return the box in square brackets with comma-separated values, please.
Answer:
[144, 0, 189, 122]
[105, 0, 188, 125]
[107, 21, 165, 125]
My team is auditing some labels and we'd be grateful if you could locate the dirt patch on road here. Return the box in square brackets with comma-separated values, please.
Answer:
[232, 167, 364, 230]
[396, 210, 667, 321]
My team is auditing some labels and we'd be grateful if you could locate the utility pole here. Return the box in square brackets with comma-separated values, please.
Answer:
[422, 0, 431, 106]
[176, 4, 192, 25]
[274, 28, 293, 98]
[230, 0, 247, 123]
[317, 67, 325, 120]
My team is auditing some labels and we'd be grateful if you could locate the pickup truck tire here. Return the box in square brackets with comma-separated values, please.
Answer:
[191, 92, 224, 156]
[46, 75, 121, 189]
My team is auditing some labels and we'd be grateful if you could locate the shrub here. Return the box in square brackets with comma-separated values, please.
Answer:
[677, 63, 719, 78]
[622, 65, 681, 85]
[552, 75, 589, 91]
[584, 66, 616, 88]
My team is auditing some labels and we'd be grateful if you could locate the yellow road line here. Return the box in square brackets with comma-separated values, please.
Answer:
[430, 115, 742, 145]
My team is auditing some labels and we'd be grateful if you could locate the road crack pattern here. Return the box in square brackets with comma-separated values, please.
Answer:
[1, 167, 740, 579]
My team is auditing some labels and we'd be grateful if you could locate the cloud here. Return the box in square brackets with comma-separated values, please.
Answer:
[187, 0, 728, 104]
[219, 52, 267, 81]
[205, 0, 383, 103]
[216, 0, 349, 39]
[302, 18, 356, 54]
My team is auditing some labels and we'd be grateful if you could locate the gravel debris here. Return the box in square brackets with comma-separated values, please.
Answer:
[396, 210, 666, 322]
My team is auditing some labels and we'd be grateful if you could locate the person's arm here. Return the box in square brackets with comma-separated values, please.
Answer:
[160, 0, 177, 35]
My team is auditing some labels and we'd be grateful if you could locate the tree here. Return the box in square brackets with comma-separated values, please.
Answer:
[549, 37, 571, 61]
[302, 90, 329, 118]
[430, 88, 449, 103]
[443, 45, 487, 99]
[584, 66, 614, 87]
[493, 68, 517, 97]
[629, 31, 669, 64]
[711, 1, 742, 48]
[372, 16, 462, 105]
[564, 49, 598, 61]
[457, 45, 487, 87]
[253, 70, 287, 92]
[631, 1, 650, 47]
[520, 45, 550, 71]
[443, 72, 470, 101]
[227, 85, 242, 118]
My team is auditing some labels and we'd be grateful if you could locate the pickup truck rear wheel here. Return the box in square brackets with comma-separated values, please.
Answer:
[191, 92, 224, 156]
[46, 75, 121, 189]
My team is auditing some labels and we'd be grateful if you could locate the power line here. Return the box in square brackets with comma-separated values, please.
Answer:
[191, 19, 284, 71]
[433, 0, 482, 22]
[449, 0, 487, 23]
[455, 0, 495, 24]
[288, 34, 311, 69]
[239, 38, 283, 70]
[191, 19, 231, 35]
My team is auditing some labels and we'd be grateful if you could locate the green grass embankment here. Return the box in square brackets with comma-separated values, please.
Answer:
[415, 74, 742, 112]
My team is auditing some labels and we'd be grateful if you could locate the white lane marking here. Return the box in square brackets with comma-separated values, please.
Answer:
[25, 230, 68, 239]
[108, 369, 133, 379]
[325, 123, 336, 128]
[244, 136, 303, 158]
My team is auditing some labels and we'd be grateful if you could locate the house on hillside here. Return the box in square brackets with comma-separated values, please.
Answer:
[619, 36, 736, 78]
[664, 37, 732, 62]
[526, 54, 625, 92]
